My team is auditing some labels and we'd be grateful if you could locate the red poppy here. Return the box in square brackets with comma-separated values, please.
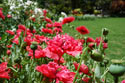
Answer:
[46, 23, 53, 28]
[36, 62, 58, 79]
[95, 37, 108, 49]
[87, 37, 95, 43]
[53, 22, 62, 28]
[36, 62, 75, 83]
[18, 24, 26, 31]
[6, 30, 15, 35]
[41, 28, 53, 34]
[62, 16, 75, 24]
[43, 9, 47, 17]
[0, 10, 5, 20]
[7, 14, 12, 18]
[82, 77, 91, 83]
[76, 26, 89, 35]
[6, 45, 12, 48]
[7, 50, 11, 55]
[45, 18, 52, 23]
[0, 62, 10, 79]
[73, 62, 89, 74]
[53, 28, 63, 34]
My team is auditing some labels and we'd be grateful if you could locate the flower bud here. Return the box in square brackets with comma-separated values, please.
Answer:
[104, 37, 108, 43]
[103, 59, 109, 65]
[30, 42, 38, 50]
[91, 49, 104, 62]
[103, 28, 109, 36]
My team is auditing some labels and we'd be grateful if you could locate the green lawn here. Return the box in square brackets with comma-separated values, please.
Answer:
[63, 17, 125, 82]
[63, 17, 125, 60]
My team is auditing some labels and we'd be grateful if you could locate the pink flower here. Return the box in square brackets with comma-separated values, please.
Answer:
[56, 68, 75, 83]
[7, 14, 12, 18]
[44, 34, 82, 59]
[28, 46, 46, 59]
[62, 16, 75, 24]
[46, 23, 53, 28]
[76, 26, 89, 35]
[121, 80, 125, 83]
[0, 10, 5, 20]
[7, 50, 11, 55]
[0, 62, 10, 79]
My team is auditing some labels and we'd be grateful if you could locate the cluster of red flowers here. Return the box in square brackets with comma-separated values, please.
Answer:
[0, 8, 109, 83]
[0, 62, 10, 79]
[0, 8, 12, 20]
[36, 62, 75, 83]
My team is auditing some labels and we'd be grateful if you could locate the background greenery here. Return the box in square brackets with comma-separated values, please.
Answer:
[63, 17, 125, 60]
[63, 17, 125, 82]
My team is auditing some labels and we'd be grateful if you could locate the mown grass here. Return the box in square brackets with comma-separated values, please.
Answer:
[63, 17, 125, 82]
[63, 17, 125, 59]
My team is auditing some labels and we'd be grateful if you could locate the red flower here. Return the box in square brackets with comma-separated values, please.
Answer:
[0, 62, 10, 79]
[44, 34, 82, 59]
[6, 45, 12, 48]
[43, 9, 47, 17]
[53, 22, 62, 28]
[7, 14, 12, 18]
[18, 24, 26, 31]
[29, 17, 35, 22]
[46, 23, 53, 28]
[62, 16, 75, 24]
[121, 80, 125, 83]
[41, 28, 53, 34]
[0, 37, 1, 40]
[95, 37, 108, 49]
[28, 46, 46, 59]
[76, 26, 89, 35]
[45, 18, 52, 23]
[7, 50, 11, 55]
[82, 77, 91, 83]
[0, 10, 5, 20]
[36, 62, 58, 79]
[87, 37, 95, 43]
[12, 35, 19, 45]
[6, 30, 15, 35]
[73, 62, 89, 74]
[56, 68, 75, 83]
[36, 62, 75, 83]
[53, 28, 63, 34]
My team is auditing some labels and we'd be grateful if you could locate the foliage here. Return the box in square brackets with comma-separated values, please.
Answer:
[0, 0, 125, 83]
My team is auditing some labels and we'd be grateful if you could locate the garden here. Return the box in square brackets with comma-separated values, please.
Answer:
[0, 0, 125, 83]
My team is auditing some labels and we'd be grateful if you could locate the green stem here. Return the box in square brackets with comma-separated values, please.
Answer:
[73, 47, 89, 83]
[114, 76, 118, 83]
